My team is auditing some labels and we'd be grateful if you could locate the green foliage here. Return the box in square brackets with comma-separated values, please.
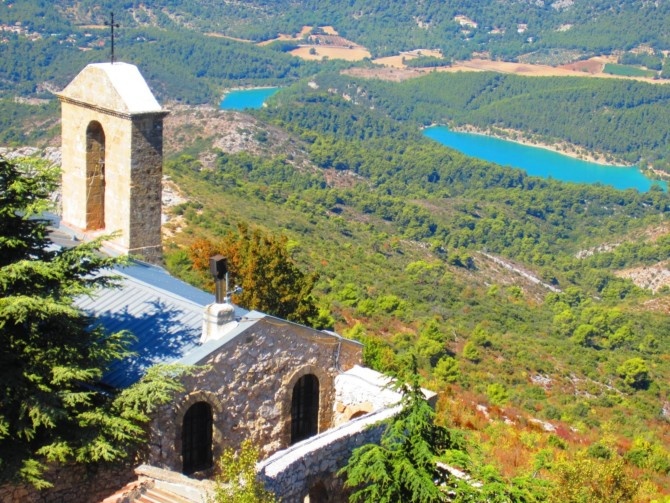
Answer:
[617, 357, 651, 390]
[434, 356, 460, 384]
[462, 342, 481, 363]
[547, 454, 641, 502]
[619, 51, 663, 71]
[339, 362, 459, 502]
[0, 158, 188, 485]
[448, 465, 547, 502]
[486, 383, 509, 406]
[404, 57, 450, 69]
[211, 439, 276, 503]
[625, 438, 670, 474]
[185, 225, 322, 327]
[586, 443, 612, 460]
[0, 99, 59, 146]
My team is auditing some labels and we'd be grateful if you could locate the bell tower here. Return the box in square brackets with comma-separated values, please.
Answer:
[57, 62, 168, 262]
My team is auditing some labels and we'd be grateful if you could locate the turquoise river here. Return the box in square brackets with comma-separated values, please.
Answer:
[424, 126, 665, 192]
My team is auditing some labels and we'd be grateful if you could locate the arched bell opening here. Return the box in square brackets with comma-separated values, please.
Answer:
[85, 121, 106, 230]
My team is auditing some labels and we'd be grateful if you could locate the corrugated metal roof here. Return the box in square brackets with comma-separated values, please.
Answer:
[75, 263, 249, 389]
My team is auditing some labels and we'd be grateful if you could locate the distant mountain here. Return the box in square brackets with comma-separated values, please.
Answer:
[2, 0, 669, 105]
[43, 0, 670, 58]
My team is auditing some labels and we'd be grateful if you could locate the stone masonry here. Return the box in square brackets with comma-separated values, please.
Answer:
[148, 317, 362, 473]
[57, 63, 168, 262]
[258, 405, 400, 502]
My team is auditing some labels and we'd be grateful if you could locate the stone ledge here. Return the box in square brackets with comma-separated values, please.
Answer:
[135, 465, 215, 503]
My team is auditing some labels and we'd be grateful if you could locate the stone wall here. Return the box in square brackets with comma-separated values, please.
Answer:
[148, 318, 363, 473]
[128, 114, 164, 262]
[57, 62, 167, 263]
[0, 463, 135, 503]
[257, 405, 400, 503]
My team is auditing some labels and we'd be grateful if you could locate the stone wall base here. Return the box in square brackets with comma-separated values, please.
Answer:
[0, 463, 136, 503]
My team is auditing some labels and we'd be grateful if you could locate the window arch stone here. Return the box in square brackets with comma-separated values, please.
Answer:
[173, 391, 224, 474]
[279, 366, 333, 448]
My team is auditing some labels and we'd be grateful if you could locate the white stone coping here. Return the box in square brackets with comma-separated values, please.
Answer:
[258, 403, 402, 478]
[92, 62, 162, 113]
[335, 365, 437, 409]
[335, 365, 402, 410]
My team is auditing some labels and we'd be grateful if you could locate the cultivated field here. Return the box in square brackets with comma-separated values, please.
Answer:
[221, 25, 667, 83]
[291, 45, 371, 61]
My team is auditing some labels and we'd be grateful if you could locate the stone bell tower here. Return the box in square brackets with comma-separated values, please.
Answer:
[56, 62, 168, 262]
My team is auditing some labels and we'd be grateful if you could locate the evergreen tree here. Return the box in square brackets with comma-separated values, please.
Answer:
[339, 358, 458, 503]
[0, 157, 188, 487]
[188, 224, 322, 327]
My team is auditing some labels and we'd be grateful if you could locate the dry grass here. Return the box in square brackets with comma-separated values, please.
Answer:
[365, 55, 667, 85]
[291, 45, 371, 61]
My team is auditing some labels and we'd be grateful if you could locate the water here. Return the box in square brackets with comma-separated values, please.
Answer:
[220, 87, 280, 110]
[424, 126, 665, 192]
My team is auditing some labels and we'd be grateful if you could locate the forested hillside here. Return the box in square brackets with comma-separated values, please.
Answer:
[38, 0, 670, 59]
[322, 71, 670, 171]
[160, 83, 670, 498]
[0, 23, 327, 104]
[3, 0, 670, 498]
[2, 0, 670, 107]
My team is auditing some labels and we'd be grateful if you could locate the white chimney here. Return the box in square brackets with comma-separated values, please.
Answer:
[201, 301, 237, 343]
[200, 255, 239, 343]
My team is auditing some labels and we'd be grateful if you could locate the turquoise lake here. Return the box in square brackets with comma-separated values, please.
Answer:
[219, 89, 664, 192]
[424, 126, 665, 192]
[220, 87, 280, 110]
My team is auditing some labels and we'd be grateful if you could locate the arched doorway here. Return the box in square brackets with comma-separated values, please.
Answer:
[305, 480, 329, 502]
[181, 401, 213, 475]
[85, 121, 105, 230]
[291, 374, 319, 444]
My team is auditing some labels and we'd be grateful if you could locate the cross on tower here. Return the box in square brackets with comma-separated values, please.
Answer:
[104, 12, 120, 64]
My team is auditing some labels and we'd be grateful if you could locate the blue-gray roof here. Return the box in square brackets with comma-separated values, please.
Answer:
[76, 261, 248, 389]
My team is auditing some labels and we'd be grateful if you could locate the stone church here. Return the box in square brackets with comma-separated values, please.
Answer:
[48, 62, 415, 503]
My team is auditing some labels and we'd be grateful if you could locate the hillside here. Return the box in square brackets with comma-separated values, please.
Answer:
[156, 93, 670, 498]
[2, 0, 670, 499]
[38, 0, 670, 59]
[2, 0, 670, 107]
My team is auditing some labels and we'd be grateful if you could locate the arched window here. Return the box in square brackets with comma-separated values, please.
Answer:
[291, 374, 319, 444]
[181, 401, 212, 475]
[85, 121, 105, 230]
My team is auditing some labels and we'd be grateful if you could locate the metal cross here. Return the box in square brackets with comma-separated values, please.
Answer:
[104, 12, 120, 64]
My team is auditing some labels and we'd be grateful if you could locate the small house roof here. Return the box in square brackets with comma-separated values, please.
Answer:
[57, 62, 163, 115]
[75, 259, 359, 390]
[76, 261, 249, 389]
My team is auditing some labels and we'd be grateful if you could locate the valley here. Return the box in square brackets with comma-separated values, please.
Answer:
[2, 0, 670, 499]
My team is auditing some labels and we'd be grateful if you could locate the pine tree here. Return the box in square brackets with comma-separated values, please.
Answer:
[339, 358, 459, 503]
[0, 158, 188, 487]
[188, 224, 323, 326]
